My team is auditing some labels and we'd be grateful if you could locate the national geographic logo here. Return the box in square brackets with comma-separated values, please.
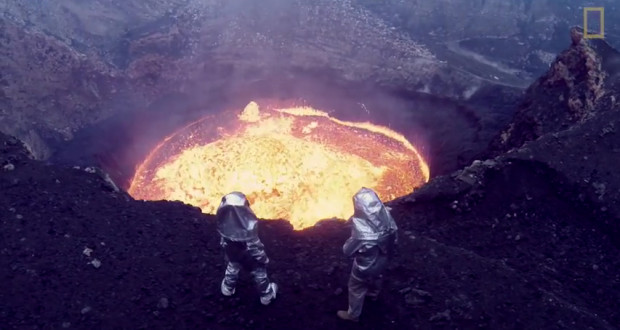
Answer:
[583, 7, 605, 39]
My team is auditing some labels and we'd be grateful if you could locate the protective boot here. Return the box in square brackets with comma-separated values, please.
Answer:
[260, 282, 278, 305]
[221, 278, 235, 296]
[337, 310, 359, 322]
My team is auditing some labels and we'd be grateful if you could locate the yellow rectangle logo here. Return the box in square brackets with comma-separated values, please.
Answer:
[584, 7, 605, 39]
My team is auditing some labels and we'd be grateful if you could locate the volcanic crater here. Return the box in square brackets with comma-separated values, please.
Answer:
[2, 1, 620, 329]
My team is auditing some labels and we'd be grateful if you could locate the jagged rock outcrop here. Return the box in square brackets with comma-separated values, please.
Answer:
[472, 27, 620, 226]
[486, 27, 615, 157]
[388, 30, 620, 327]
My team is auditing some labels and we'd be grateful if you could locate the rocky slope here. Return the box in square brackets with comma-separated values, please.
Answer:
[477, 29, 620, 234]
[391, 25, 620, 327]
[1, 0, 530, 163]
[0, 0, 188, 53]
[358, 0, 619, 40]
[359, 0, 620, 79]
[3, 0, 620, 162]
[0, 18, 129, 160]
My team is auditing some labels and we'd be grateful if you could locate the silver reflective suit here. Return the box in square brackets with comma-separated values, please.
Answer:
[216, 192, 277, 305]
[342, 187, 398, 319]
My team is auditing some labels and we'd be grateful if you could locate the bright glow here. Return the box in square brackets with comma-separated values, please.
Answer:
[128, 101, 429, 229]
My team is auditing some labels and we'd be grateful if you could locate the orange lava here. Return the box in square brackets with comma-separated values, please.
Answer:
[128, 101, 429, 229]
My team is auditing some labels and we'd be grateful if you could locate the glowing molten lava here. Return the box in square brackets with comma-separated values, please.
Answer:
[128, 101, 429, 229]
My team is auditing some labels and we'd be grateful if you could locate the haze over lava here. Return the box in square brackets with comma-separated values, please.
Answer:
[128, 101, 429, 229]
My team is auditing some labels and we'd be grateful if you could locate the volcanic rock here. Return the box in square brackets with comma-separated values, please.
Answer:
[404, 288, 432, 306]
[387, 29, 620, 328]
[477, 28, 620, 231]
[90, 259, 102, 269]
[0, 0, 550, 162]
[0, 18, 128, 159]
[429, 309, 451, 322]
[158, 297, 170, 309]
[486, 27, 615, 157]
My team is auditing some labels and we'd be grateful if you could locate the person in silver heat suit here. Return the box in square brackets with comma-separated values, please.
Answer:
[216, 192, 278, 305]
[337, 187, 398, 322]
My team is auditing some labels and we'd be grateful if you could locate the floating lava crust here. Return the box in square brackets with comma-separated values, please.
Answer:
[128, 101, 429, 229]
